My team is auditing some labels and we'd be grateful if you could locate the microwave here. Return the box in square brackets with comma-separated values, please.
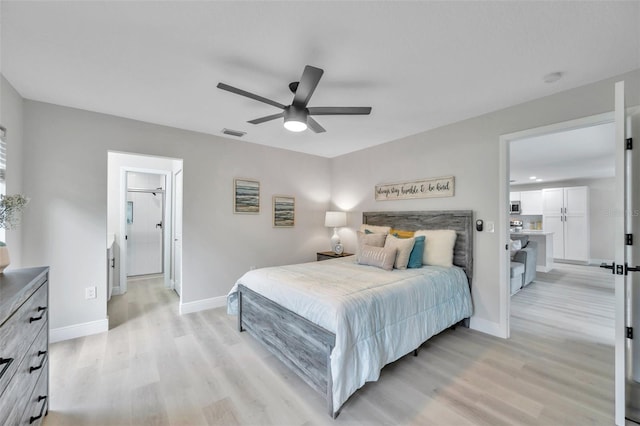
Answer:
[510, 201, 521, 214]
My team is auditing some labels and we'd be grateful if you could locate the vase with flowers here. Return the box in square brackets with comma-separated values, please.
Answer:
[0, 194, 29, 273]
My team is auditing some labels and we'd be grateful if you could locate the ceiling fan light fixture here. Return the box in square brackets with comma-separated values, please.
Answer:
[283, 106, 308, 132]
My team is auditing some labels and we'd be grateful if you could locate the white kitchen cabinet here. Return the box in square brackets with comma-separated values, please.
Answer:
[520, 190, 543, 215]
[542, 186, 589, 262]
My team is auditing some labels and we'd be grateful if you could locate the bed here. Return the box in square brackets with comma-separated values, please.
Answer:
[227, 210, 474, 418]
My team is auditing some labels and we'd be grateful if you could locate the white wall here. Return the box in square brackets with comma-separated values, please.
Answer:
[331, 69, 640, 334]
[511, 177, 615, 262]
[22, 101, 331, 332]
[0, 75, 25, 266]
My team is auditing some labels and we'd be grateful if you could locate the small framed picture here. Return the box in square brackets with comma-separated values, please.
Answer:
[234, 178, 260, 214]
[273, 195, 295, 227]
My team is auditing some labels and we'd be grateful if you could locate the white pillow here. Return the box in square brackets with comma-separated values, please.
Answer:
[384, 234, 415, 270]
[510, 239, 522, 259]
[358, 224, 391, 234]
[355, 231, 388, 262]
[358, 245, 397, 271]
[414, 229, 457, 267]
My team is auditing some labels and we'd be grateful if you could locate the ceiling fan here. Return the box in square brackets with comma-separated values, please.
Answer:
[217, 65, 372, 133]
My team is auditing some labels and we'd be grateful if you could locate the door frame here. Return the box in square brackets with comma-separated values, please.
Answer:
[498, 111, 615, 338]
[119, 166, 173, 293]
[171, 168, 183, 298]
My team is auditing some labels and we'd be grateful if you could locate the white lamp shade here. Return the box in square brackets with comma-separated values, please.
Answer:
[324, 211, 347, 228]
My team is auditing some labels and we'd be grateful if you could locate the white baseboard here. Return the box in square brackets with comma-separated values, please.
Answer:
[469, 316, 507, 338]
[589, 258, 612, 266]
[179, 295, 226, 315]
[111, 285, 123, 296]
[50, 318, 109, 343]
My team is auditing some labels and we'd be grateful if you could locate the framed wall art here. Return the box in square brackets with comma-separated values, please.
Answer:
[234, 178, 260, 214]
[273, 195, 295, 227]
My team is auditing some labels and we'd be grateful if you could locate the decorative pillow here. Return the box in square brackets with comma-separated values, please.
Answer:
[384, 234, 415, 269]
[358, 245, 397, 271]
[413, 229, 457, 267]
[407, 235, 425, 268]
[510, 234, 529, 248]
[355, 231, 387, 262]
[510, 239, 522, 259]
[390, 228, 415, 239]
[359, 224, 391, 235]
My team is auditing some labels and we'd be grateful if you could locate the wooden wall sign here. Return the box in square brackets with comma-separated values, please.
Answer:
[375, 176, 455, 201]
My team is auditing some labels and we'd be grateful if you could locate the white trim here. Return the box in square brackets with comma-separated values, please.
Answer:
[179, 296, 226, 315]
[50, 318, 109, 343]
[110, 285, 123, 296]
[614, 80, 626, 426]
[469, 316, 507, 338]
[588, 258, 613, 266]
[535, 265, 554, 273]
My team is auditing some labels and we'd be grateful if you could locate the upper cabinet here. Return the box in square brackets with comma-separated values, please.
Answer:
[542, 186, 589, 262]
[520, 190, 543, 215]
[510, 190, 542, 215]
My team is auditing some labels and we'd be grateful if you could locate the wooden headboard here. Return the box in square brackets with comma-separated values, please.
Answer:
[362, 210, 474, 286]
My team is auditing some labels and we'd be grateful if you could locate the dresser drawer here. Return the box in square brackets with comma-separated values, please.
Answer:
[0, 282, 47, 397]
[19, 361, 48, 426]
[0, 319, 48, 426]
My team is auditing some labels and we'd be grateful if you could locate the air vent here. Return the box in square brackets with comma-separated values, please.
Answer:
[222, 128, 246, 138]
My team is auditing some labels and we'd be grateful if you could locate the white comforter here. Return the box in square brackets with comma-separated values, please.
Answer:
[227, 256, 473, 412]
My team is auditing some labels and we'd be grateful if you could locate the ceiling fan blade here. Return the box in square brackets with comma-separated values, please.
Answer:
[217, 82, 286, 110]
[307, 117, 326, 133]
[292, 66, 324, 108]
[308, 106, 372, 116]
[248, 112, 285, 125]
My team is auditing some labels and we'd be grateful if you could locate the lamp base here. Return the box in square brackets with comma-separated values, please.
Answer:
[330, 227, 341, 253]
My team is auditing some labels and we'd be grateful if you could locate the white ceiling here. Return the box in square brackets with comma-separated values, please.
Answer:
[1, 1, 639, 158]
[510, 122, 615, 185]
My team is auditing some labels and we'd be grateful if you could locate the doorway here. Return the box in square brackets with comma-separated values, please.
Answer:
[500, 97, 640, 424]
[499, 111, 615, 335]
[126, 172, 165, 277]
[106, 151, 184, 304]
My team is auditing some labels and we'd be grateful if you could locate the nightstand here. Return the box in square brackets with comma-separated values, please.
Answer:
[317, 251, 353, 261]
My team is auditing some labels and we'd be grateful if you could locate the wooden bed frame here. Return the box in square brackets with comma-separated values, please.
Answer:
[237, 210, 474, 418]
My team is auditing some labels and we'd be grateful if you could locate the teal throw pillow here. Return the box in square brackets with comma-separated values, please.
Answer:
[407, 235, 425, 268]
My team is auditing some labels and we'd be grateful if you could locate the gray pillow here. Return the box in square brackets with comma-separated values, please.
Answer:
[356, 231, 387, 262]
[358, 245, 397, 271]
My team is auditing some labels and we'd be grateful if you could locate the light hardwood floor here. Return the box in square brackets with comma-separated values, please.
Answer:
[44, 265, 619, 425]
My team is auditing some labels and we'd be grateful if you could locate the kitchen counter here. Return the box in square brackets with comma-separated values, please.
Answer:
[511, 230, 554, 272]
[511, 230, 554, 236]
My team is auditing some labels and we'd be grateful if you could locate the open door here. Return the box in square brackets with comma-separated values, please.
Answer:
[609, 81, 640, 425]
[172, 169, 183, 297]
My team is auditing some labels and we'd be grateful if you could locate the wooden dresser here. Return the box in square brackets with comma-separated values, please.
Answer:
[0, 267, 50, 426]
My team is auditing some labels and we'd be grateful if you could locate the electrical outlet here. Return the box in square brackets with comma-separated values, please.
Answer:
[85, 286, 97, 299]
[249, 265, 256, 271]
[486, 221, 495, 233]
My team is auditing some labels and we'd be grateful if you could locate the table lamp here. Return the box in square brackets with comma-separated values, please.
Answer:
[324, 211, 347, 254]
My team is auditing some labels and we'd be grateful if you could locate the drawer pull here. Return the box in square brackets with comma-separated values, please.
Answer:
[0, 357, 14, 380]
[29, 351, 47, 373]
[29, 306, 47, 323]
[29, 395, 47, 424]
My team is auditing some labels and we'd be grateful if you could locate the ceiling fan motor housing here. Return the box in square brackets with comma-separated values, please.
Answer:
[283, 105, 308, 131]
